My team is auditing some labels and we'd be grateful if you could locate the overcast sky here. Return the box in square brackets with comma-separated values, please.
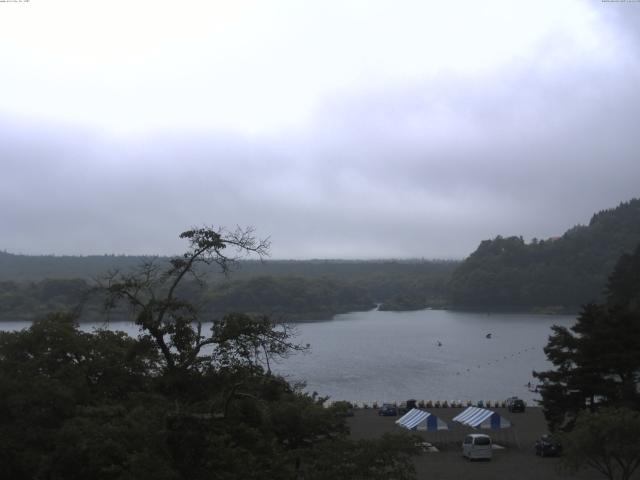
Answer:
[1, 0, 639, 259]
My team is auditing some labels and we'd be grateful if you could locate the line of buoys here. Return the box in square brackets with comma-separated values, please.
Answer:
[452, 344, 543, 376]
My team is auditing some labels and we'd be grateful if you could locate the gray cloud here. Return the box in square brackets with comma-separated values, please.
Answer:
[1, 4, 639, 259]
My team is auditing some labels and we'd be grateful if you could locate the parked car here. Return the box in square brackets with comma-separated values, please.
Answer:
[505, 396, 518, 406]
[462, 434, 492, 461]
[535, 434, 562, 457]
[398, 399, 417, 414]
[507, 397, 526, 412]
[378, 403, 398, 416]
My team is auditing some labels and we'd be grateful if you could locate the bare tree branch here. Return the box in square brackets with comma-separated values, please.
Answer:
[98, 226, 277, 374]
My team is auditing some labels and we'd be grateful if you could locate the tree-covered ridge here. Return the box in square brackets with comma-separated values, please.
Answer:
[0, 261, 456, 321]
[3, 198, 639, 316]
[0, 250, 456, 283]
[448, 198, 640, 311]
[0, 251, 151, 282]
[203, 263, 453, 317]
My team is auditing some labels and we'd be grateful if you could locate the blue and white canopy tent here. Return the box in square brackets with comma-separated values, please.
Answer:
[395, 408, 449, 431]
[452, 407, 511, 430]
[452, 406, 518, 447]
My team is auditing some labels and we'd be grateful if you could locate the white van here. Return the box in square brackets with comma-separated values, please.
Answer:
[462, 434, 492, 460]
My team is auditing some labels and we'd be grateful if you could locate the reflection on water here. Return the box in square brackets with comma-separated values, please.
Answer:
[1, 309, 574, 404]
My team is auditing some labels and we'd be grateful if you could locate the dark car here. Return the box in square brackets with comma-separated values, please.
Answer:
[378, 403, 398, 416]
[535, 434, 562, 457]
[507, 398, 526, 413]
[398, 399, 417, 414]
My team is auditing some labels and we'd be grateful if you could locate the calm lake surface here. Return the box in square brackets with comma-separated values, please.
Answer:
[1, 309, 574, 404]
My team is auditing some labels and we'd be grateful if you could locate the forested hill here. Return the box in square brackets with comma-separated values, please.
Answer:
[3, 198, 639, 318]
[0, 251, 452, 283]
[0, 251, 150, 282]
[448, 198, 640, 312]
[0, 255, 457, 321]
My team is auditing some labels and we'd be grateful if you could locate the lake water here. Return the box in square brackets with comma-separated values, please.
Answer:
[0, 308, 574, 405]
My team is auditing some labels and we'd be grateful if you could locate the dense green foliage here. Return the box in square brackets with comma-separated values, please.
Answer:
[0, 314, 419, 479]
[0, 278, 89, 320]
[0, 227, 420, 479]
[0, 252, 455, 284]
[449, 199, 640, 311]
[560, 408, 640, 480]
[534, 243, 640, 431]
[0, 260, 456, 321]
[0, 250, 151, 282]
[204, 276, 375, 320]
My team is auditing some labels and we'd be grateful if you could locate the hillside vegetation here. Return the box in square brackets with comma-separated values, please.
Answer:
[448, 198, 640, 312]
[0, 257, 456, 321]
[2, 198, 639, 319]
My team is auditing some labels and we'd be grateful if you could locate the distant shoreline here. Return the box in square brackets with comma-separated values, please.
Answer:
[0, 305, 578, 324]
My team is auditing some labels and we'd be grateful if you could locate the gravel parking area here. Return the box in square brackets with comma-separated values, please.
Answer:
[347, 407, 615, 480]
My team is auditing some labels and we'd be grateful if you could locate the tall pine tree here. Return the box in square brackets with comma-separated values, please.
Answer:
[534, 244, 640, 431]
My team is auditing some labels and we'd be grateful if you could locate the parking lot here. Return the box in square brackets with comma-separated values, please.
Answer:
[347, 407, 610, 480]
